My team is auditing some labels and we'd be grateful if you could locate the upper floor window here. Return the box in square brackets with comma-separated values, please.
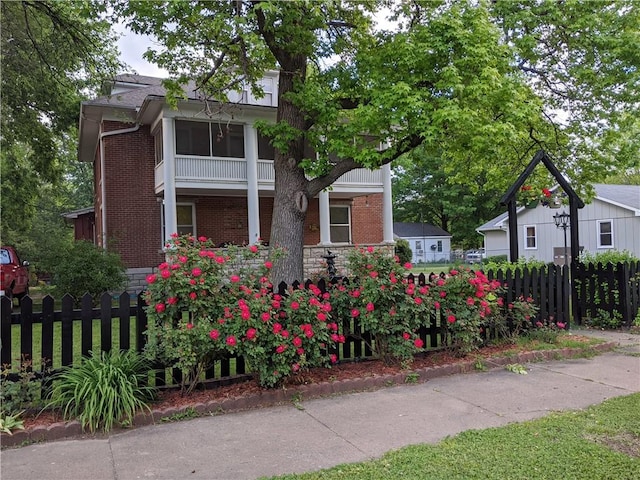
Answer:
[330, 205, 351, 243]
[597, 220, 614, 248]
[257, 131, 275, 160]
[524, 225, 537, 249]
[175, 120, 245, 158]
[153, 126, 163, 165]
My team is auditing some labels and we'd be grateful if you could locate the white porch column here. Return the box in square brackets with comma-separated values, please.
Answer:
[318, 190, 331, 245]
[244, 123, 261, 244]
[382, 163, 394, 243]
[162, 117, 177, 243]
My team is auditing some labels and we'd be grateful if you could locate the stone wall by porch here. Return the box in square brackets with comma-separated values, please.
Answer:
[124, 243, 395, 292]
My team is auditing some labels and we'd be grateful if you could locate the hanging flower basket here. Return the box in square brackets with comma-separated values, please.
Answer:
[519, 185, 554, 209]
[547, 196, 563, 209]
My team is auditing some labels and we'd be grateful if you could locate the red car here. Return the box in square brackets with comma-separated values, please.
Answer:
[0, 246, 30, 302]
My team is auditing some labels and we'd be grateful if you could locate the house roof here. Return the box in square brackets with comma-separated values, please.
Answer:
[593, 183, 640, 211]
[478, 183, 640, 232]
[393, 222, 450, 238]
[62, 206, 95, 219]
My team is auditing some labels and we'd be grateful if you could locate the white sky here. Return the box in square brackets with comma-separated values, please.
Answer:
[116, 24, 168, 78]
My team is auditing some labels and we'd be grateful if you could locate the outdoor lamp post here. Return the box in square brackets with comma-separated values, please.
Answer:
[553, 211, 571, 266]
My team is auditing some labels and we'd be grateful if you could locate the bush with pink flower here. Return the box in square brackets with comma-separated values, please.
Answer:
[145, 234, 343, 390]
[144, 234, 269, 393]
[330, 246, 432, 365]
[429, 269, 506, 355]
[220, 283, 344, 388]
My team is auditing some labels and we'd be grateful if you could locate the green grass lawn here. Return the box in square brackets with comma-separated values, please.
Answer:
[9, 319, 139, 371]
[265, 393, 640, 480]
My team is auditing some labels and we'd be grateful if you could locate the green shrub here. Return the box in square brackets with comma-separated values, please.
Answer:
[578, 249, 639, 265]
[1, 357, 43, 417]
[485, 254, 508, 263]
[51, 240, 127, 304]
[394, 239, 412, 266]
[48, 350, 156, 433]
[482, 256, 548, 275]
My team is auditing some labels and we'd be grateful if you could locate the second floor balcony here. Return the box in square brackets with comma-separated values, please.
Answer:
[155, 156, 384, 195]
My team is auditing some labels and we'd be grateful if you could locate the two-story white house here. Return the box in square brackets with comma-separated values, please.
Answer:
[76, 73, 393, 287]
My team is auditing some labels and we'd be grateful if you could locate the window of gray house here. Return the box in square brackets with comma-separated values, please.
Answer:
[330, 206, 351, 243]
[437, 240, 443, 252]
[524, 225, 537, 249]
[597, 220, 613, 248]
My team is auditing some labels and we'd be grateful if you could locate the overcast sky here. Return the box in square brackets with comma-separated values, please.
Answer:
[116, 24, 167, 77]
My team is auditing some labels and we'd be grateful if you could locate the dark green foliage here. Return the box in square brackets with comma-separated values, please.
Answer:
[51, 241, 127, 304]
[49, 350, 157, 433]
[394, 239, 412, 265]
[0, 357, 43, 416]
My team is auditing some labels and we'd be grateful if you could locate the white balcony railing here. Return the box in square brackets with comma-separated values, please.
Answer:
[156, 156, 383, 194]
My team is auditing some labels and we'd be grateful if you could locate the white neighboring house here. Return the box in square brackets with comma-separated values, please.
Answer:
[393, 222, 452, 264]
[477, 184, 640, 264]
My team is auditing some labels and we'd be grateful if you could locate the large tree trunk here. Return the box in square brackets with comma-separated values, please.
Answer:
[268, 57, 309, 285]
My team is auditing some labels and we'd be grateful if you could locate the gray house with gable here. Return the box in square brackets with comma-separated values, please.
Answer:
[477, 184, 640, 264]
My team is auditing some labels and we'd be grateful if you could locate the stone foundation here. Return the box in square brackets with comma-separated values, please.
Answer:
[125, 243, 395, 291]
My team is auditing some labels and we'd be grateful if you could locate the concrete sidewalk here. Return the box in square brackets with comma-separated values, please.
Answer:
[2, 329, 639, 480]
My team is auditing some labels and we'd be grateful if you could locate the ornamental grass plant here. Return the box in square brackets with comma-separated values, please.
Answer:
[48, 350, 156, 433]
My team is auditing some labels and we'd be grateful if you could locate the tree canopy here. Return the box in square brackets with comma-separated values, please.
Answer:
[1, 0, 119, 242]
[112, 0, 639, 283]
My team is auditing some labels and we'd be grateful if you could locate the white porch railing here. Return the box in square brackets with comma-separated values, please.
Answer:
[157, 156, 383, 192]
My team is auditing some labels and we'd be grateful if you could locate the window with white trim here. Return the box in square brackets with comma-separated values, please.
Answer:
[524, 225, 537, 249]
[329, 205, 351, 243]
[437, 240, 443, 252]
[597, 220, 614, 248]
[162, 203, 196, 246]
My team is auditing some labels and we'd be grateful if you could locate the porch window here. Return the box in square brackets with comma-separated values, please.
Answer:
[175, 121, 245, 158]
[161, 203, 196, 245]
[257, 131, 275, 160]
[211, 123, 244, 158]
[153, 126, 163, 165]
[597, 220, 613, 248]
[175, 120, 210, 156]
[524, 225, 537, 249]
[329, 205, 351, 243]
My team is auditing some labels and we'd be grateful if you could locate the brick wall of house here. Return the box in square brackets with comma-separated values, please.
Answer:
[193, 196, 321, 246]
[102, 121, 164, 269]
[351, 194, 384, 244]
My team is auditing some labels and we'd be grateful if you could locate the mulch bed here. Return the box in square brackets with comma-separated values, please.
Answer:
[3, 336, 615, 448]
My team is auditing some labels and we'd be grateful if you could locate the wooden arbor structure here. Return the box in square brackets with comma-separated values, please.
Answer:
[500, 150, 585, 263]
